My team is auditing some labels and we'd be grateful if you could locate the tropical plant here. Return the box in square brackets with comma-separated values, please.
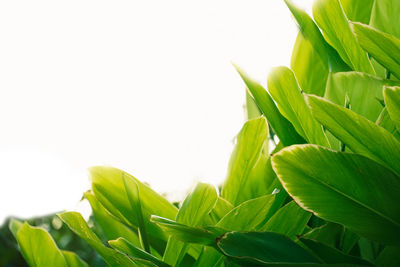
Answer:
[8, 0, 400, 266]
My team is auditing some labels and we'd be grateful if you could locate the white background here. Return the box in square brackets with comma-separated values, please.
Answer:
[0, 0, 313, 223]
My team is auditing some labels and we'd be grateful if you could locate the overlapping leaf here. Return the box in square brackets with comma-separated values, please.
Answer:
[272, 144, 400, 245]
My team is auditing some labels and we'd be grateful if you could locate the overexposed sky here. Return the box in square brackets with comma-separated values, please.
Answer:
[0, 0, 313, 223]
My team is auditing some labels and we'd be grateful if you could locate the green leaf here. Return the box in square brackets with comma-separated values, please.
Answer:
[221, 117, 272, 205]
[339, 0, 374, 24]
[163, 183, 217, 266]
[62, 251, 89, 267]
[384, 86, 400, 131]
[370, 0, 400, 39]
[217, 231, 320, 264]
[376, 108, 400, 139]
[58, 211, 137, 266]
[307, 95, 400, 176]
[376, 246, 400, 267]
[245, 90, 262, 120]
[299, 238, 372, 266]
[207, 197, 234, 225]
[284, 0, 349, 73]
[271, 144, 400, 245]
[352, 22, 400, 79]
[267, 66, 329, 146]
[291, 32, 328, 97]
[313, 0, 374, 74]
[109, 237, 170, 267]
[234, 65, 305, 146]
[12, 222, 68, 267]
[325, 72, 400, 122]
[8, 219, 23, 238]
[301, 223, 344, 249]
[150, 216, 221, 247]
[85, 191, 141, 248]
[122, 173, 150, 252]
[259, 201, 311, 240]
[90, 167, 177, 253]
[216, 194, 276, 231]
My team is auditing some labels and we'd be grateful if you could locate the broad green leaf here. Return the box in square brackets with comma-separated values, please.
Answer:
[291, 32, 328, 97]
[376, 246, 400, 267]
[221, 117, 272, 205]
[259, 201, 311, 240]
[284, 0, 349, 73]
[352, 22, 400, 79]
[163, 183, 217, 266]
[85, 191, 141, 248]
[109, 238, 170, 267]
[370, 0, 400, 39]
[150, 216, 221, 247]
[62, 251, 89, 267]
[307, 95, 400, 175]
[216, 194, 276, 231]
[217, 231, 320, 265]
[234, 65, 305, 146]
[267, 67, 329, 146]
[272, 144, 400, 245]
[299, 238, 372, 266]
[13, 222, 68, 267]
[90, 167, 177, 253]
[122, 173, 150, 252]
[339, 0, 374, 24]
[384, 86, 400, 131]
[313, 0, 374, 74]
[325, 71, 400, 121]
[58, 212, 137, 266]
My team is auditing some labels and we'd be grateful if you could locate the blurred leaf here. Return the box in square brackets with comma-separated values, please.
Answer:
[376, 246, 400, 267]
[12, 222, 68, 267]
[299, 238, 372, 266]
[325, 71, 400, 121]
[313, 0, 374, 74]
[339, 0, 374, 24]
[370, 0, 400, 39]
[109, 238, 170, 267]
[384, 86, 400, 131]
[267, 66, 329, 146]
[259, 201, 311, 240]
[376, 108, 400, 139]
[307, 95, 400, 176]
[221, 117, 271, 205]
[352, 22, 400, 79]
[272, 144, 400, 245]
[245, 90, 262, 120]
[217, 231, 320, 265]
[62, 251, 89, 267]
[58, 212, 137, 266]
[234, 65, 305, 146]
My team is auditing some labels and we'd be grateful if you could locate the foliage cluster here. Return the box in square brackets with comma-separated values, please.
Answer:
[8, 0, 400, 266]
